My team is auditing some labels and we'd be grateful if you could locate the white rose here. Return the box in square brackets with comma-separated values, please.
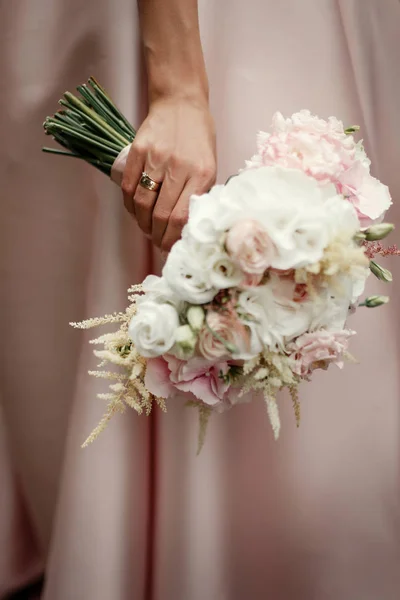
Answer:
[162, 239, 217, 304]
[129, 301, 179, 357]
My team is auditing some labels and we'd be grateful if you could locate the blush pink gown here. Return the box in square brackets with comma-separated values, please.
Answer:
[1, 1, 400, 599]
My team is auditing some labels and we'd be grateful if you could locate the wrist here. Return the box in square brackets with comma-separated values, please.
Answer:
[144, 49, 209, 106]
[148, 80, 209, 108]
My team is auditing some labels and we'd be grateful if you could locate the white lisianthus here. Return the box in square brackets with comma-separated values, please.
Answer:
[162, 239, 217, 304]
[208, 252, 243, 289]
[128, 301, 179, 357]
[138, 274, 180, 307]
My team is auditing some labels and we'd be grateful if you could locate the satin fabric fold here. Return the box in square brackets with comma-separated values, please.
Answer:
[110, 144, 132, 186]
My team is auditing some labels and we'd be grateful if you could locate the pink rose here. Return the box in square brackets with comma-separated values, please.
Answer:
[226, 219, 275, 275]
[288, 329, 354, 377]
[198, 311, 250, 360]
[145, 355, 239, 409]
[337, 161, 392, 226]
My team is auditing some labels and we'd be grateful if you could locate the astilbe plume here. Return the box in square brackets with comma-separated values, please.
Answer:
[70, 284, 166, 447]
[363, 241, 400, 260]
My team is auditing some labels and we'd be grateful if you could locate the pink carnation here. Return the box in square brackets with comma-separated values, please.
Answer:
[289, 329, 355, 378]
[145, 355, 242, 410]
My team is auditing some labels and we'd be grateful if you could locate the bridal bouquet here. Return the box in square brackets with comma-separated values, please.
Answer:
[44, 82, 397, 450]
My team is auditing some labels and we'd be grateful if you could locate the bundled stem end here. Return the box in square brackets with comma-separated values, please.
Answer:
[43, 78, 136, 176]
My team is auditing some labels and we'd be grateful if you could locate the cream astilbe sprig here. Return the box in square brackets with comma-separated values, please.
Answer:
[70, 284, 166, 447]
[295, 231, 369, 296]
[186, 401, 213, 456]
[241, 350, 300, 439]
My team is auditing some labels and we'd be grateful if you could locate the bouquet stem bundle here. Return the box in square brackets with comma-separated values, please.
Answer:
[43, 77, 134, 175]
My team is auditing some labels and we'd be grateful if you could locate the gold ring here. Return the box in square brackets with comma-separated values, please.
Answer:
[139, 172, 161, 193]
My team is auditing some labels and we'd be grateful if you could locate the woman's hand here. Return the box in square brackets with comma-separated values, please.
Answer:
[121, 94, 216, 252]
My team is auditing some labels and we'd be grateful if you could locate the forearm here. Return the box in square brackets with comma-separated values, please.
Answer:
[137, 0, 208, 103]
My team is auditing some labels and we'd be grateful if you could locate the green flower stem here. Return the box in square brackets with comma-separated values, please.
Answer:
[47, 117, 124, 152]
[43, 147, 112, 175]
[77, 84, 126, 137]
[42, 147, 79, 157]
[204, 319, 238, 355]
[88, 77, 136, 138]
[42, 146, 113, 166]
[77, 84, 132, 141]
[64, 92, 130, 147]
[58, 98, 127, 149]
[46, 121, 120, 157]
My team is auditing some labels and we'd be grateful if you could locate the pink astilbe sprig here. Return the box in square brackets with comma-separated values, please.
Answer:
[363, 241, 400, 260]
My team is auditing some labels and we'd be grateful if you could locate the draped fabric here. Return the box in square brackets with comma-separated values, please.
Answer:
[0, 1, 399, 598]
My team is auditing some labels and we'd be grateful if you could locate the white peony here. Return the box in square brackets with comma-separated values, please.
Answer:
[237, 280, 326, 350]
[310, 293, 350, 332]
[351, 269, 370, 304]
[183, 166, 361, 274]
[185, 185, 226, 245]
[218, 167, 348, 270]
[324, 194, 360, 239]
[237, 286, 284, 349]
[128, 301, 179, 357]
[162, 239, 217, 304]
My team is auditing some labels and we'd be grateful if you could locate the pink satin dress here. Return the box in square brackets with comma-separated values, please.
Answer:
[0, 1, 400, 598]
